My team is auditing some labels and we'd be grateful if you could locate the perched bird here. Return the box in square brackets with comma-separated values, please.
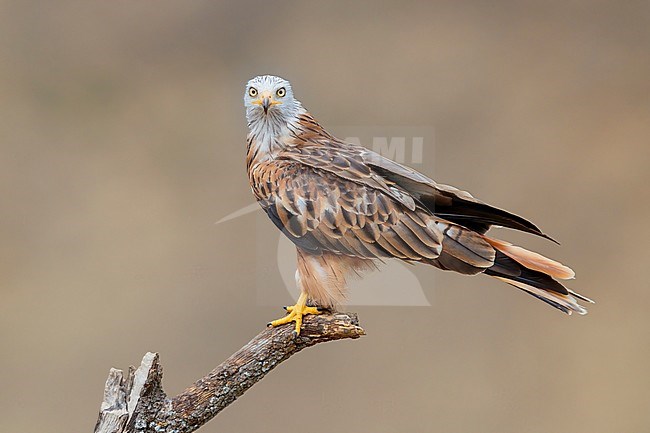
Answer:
[244, 75, 592, 335]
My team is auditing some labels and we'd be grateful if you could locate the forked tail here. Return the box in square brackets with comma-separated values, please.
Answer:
[483, 237, 594, 315]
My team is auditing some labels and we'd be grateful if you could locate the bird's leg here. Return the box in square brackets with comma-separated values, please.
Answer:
[268, 292, 322, 336]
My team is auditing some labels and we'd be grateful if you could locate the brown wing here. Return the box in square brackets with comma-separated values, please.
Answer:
[256, 159, 443, 261]
[283, 112, 554, 241]
[279, 143, 417, 212]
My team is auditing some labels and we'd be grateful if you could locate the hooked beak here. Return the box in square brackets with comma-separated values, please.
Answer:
[262, 97, 271, 114]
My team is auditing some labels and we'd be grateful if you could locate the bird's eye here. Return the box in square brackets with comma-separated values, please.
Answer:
[248, 87, 258, 97]
[276, 87, 286, 97]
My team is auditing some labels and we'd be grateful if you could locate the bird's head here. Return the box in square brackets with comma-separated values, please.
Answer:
[244, 75, 301, 125]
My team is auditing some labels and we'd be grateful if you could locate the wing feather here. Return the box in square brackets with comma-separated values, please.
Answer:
[255, 116, 546, 266]
[255, 157, 443, 262]
[359, 148, 557, 242]
[279, 145, 417, 211]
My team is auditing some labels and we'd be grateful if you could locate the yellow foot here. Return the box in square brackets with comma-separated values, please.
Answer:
[268, 293, 322, 335]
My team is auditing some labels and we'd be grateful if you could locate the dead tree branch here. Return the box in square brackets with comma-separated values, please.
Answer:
[94, 312, 364, 433]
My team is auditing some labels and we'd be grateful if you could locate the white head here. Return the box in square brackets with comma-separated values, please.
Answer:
[244, 75, 302, 128]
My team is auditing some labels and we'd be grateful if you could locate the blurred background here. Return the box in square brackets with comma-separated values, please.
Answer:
[1, 1, 649, 432]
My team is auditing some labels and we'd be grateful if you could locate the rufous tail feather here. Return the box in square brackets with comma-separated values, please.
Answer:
[484, 237, 575, 280]
[484, 236, 593, 315]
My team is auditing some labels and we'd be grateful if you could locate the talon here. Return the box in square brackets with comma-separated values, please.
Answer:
[268, 293, 323, 336]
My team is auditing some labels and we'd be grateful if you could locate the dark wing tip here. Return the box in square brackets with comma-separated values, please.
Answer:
[540, 232, 561, 245]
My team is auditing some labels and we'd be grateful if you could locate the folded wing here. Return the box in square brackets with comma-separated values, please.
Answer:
[257, 158, 443, 262]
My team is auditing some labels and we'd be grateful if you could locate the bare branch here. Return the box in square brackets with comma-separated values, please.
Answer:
[94, 312, 364, 433]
